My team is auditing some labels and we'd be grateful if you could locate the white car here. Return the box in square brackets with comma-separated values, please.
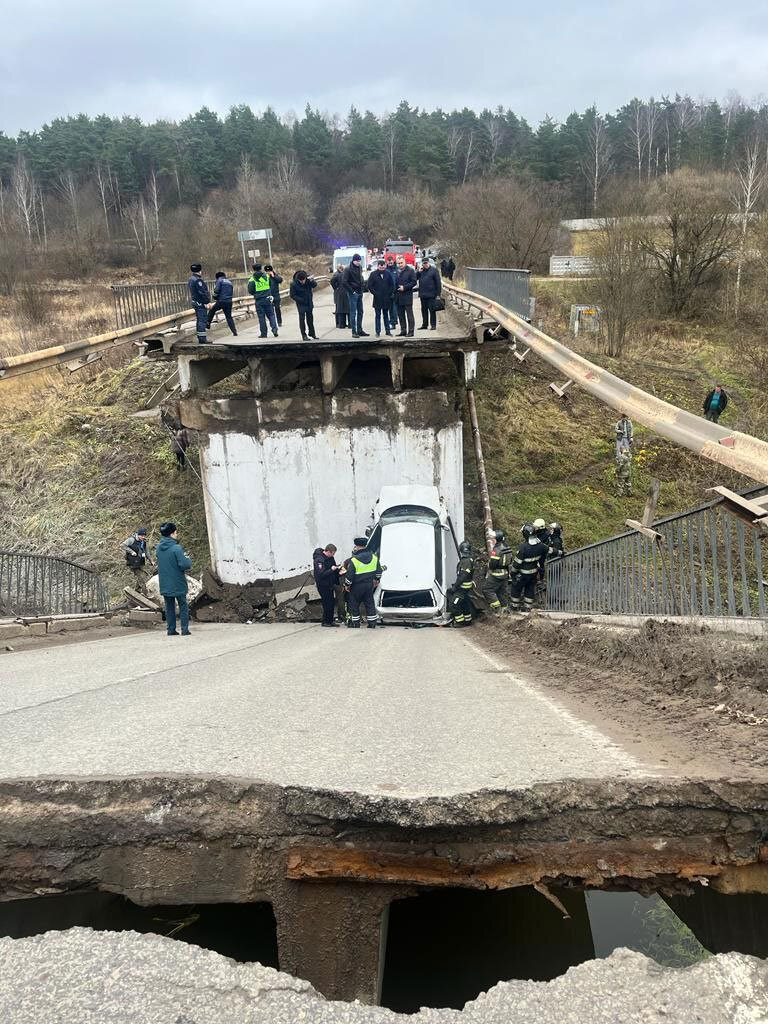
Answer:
[366, 485, 459, 625]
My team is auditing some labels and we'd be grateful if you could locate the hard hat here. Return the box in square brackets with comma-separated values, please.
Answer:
[532, 518, 547, 531]
[459, 540, 472, 555]
[549, 522, 561, 533]
[493, 530, 506, 544]
[521, 523, 534, 538]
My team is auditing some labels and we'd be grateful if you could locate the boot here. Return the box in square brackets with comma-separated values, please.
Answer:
[347, 621, 360, 629]
[397, 330, 407, 337]
[358, 330, 370, 337]
[419, 324, 429, 330]
[407, 330, 414, 337]
[385, 330, 392, 336]
[301, 333, 308, 340]
[367, 622, 377, 629]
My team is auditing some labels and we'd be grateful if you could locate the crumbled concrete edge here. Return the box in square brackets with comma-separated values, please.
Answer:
[0, 613, 114, 642]
[0, 928, 766, 1023]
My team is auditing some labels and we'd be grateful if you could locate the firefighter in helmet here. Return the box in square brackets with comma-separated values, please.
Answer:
[450, 540, 476, 627]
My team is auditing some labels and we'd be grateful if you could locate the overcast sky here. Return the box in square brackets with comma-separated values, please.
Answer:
[3, 0, 768, 136]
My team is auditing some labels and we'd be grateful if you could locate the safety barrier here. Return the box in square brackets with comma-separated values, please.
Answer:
[444, 281, 768, 487]
[112, 277, 251, 329]
[0, 551, 110, 617]
[545, 487, 768, 618]
[463, 268, 531, 320]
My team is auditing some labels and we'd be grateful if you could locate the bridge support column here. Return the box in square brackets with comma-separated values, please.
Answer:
[248, 356, 301, 396]
[178, 354, 246, 394]
[320, 354, 353, 394]
[273, 881, 395, 1005]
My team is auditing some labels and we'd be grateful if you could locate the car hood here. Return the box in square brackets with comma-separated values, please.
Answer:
[379, 521, 436, 591]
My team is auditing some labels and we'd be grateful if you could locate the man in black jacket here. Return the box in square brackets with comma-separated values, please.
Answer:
[313, 543, 341, 627]
[395, 256, 417, 336]
[385, 254, 399, 330]
[264, 265, 284, 326]
[206, 272, 237, 336]
[289, 270, 318, 339]
[342, 254, 369, 338]
[122, 527, 154, 593]
[187, 263, 211, 344]
[445, 257, 456, 281]
[331, 265, 349, 327]
[703, 383, 728, 422]
[367, 258, 395, 337]
[417, 257, 442, 330]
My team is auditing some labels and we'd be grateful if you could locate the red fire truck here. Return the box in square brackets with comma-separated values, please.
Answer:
[382, 238, 417, 267]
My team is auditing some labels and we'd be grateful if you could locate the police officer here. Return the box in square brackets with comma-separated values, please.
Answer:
[450, 541, 475, 627]
[248, 263, 279, 338]
[344, 537, 382, 629]
[122, 527, 153, 593]
[509, 519, 556, 613]
[264, 264, 284, 326]
[482, 530, 511, 613]
[313, 543, 341, 627]
[187, 263, 211, 344]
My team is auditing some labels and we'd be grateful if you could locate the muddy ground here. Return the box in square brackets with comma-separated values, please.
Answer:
[475, 616, 768, 779]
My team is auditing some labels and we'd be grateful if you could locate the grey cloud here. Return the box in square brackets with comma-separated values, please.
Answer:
[2, 0, 768, 134]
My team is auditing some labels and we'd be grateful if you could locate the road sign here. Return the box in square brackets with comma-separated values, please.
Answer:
[247, 249, 260, 259]
[238, 229, 273, 241]
[238, 228, 273, 272]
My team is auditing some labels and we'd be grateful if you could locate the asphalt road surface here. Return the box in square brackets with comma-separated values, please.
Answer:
[0, 624, 654, 794]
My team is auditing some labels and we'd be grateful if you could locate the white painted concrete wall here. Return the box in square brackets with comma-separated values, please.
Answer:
[199, 419, 464, 585]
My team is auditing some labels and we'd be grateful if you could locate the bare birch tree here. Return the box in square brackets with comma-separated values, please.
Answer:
[94, 163, 113, 238]
[733, 140, 765, 319]
[55, 171, 81, 241]
[580, 113, 613, 213]
[12, 156, 37, 242]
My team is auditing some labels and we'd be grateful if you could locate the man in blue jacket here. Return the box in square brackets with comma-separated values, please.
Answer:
[206, 272, 238, 336]
[156, 521, 193, 636]
[187, 263, 211, 344]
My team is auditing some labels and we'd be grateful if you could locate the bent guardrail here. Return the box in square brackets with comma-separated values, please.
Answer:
[544, 486, 768, 619]
[444, 281, 768, 487]
[0, 551, 110, 617]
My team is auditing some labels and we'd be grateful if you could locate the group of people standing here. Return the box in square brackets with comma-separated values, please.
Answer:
[313, 539, 383, 629]
[331, 253, 443, 339]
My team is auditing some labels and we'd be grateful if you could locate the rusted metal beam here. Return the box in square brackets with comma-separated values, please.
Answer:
[465, 387, 495, 553]
[444, 282, 768, 486]
[286, 843, 768, 894]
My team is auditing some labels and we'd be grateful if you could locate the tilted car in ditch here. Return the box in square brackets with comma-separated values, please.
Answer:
[365, 485, 460, 626]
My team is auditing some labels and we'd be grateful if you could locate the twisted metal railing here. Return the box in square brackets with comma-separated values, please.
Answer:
[545, 487, 768, 619]
[0, 552, 110, 617]
[112, 276, 251, 329]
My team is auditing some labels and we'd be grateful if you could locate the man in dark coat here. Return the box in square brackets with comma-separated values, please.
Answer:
[440, 258, 449, 276]
[289, 270, 318, 339]
[313, 543, 341, 627]
[206, 272, 237, 336]
[703, 383, 728, 423]
[385, 254, 399, 330]
[156, 521, 193, 636]
[342, 254, 369, 338]
[417, 257, 442, 330]
[264, 265, 284, 326]
[331, 264, 349, 328]
[122, 527, 153, 593]
[445, 257, 456, 281]
[395, 255, 417, 337]
[367, 258, 395, 337]
[187, 263, 211, 344]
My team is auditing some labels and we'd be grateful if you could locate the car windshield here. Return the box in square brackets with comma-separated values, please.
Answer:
[379, 505, 438, 525]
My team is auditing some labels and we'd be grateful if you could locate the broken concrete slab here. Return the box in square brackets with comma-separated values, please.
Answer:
[0, 929, 765, 1023]
[127, 609, 162, 627]
[123, 586, 162, 611]
[0, 623, 27, 640]
[46, 615, 109, 634]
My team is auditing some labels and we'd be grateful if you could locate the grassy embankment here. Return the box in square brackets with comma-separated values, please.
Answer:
[465, 276, 767, 550]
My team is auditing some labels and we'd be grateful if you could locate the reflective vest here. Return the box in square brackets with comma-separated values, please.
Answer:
[487, 548, 510, 578]
[250, 273, 271, 296]
[351, 553, 379, 577]
[456, 555, 474, 589]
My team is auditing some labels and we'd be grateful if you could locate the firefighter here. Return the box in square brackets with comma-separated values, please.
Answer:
[482, 530, 511, 613]
[344, 537, 382, 629]
[548, 522, 565, 557]
[450, 540, 475, 627]
[509, 519, 555, 613]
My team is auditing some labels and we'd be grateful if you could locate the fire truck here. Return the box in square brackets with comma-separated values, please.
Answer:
[382, 238, 417, 267]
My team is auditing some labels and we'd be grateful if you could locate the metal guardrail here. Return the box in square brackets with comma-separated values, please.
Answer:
[444, 281, 768, 486]
[112, 277, 251, 329]
[0, 551, 110, 617]
[545, 487, 768, 618]
[464, 268, 531, 320]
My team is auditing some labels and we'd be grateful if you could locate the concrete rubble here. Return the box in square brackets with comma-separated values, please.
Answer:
[0, 928, 766, 1023]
